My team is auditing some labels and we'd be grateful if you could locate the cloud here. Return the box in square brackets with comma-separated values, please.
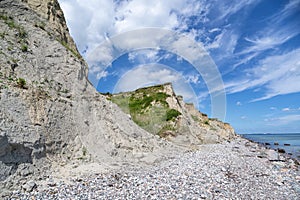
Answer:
[128, 50, 160, 63]
[265, 114, 300, 126]
[58, 0, 205, 56]
[113, 63, 198, 106]
[185, 74, 201, 84]
[96, 70, 109, 80]
[241, 24, 300, 55]
[226, 48, 300, 101]
[282, 107, 300, 112]
[236, 101, 242, 106]
[211, 0, 259, 21]
[233, 0, 300, 65]
[59, 0, 115, 53]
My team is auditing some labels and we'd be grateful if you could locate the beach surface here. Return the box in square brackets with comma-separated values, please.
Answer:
[10, 137, 300, 199]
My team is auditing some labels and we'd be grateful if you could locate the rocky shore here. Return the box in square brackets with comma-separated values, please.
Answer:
[8, 137, 300, 199]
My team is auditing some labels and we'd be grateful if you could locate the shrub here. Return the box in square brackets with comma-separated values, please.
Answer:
[204, 120, 209, 125]
[166, 109, 181, 121]
[16, 78, 26, 88]
[21, 44, 28, 52]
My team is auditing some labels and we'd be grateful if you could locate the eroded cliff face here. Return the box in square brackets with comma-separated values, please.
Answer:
[109, 83, 236, 147]
[24, 0, 78, 54]
[0, 0, 177, 194]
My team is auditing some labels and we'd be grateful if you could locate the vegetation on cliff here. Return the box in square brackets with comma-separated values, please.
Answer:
[109, 84, 182, 136]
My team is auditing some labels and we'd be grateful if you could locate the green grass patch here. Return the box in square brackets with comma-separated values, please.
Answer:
[21, 44, 28, 52]
[109, 85, 182, 136]
[166, 109, 181, 121]
[16, 77, 26, 88]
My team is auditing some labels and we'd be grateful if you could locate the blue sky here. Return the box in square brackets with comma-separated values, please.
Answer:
[59, 0, 300, 134]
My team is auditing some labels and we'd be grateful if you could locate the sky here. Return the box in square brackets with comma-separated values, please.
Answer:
[58, 0, 300, 134]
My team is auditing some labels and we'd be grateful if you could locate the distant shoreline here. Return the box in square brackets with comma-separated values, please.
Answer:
[240, 133, 300, 162]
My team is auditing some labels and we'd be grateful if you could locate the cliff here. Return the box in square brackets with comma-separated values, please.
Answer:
[0, 0, 178, 195]
[109, 83, 236, 147]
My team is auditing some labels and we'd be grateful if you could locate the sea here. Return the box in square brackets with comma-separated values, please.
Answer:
[241, 133, 300, 159]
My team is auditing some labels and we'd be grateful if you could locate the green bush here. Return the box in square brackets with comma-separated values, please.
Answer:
[204, 120, 209, 125]
[166, 109, 181, 121]
[16, 78, 26, 88]
[21, 44, 28, 52]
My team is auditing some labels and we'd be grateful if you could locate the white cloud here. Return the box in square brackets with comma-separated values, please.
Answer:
[212, 0, 258, 21]
[234, 0, 300, 64]
[208, 28, 221, 33]
[226, 48, 300, 101]
[113, 63, 198, 106]
[270, 107, 277, 110]
[236, 101, 242, 106]
[282, 107, 300, 112]
[96, 70, 109, 80]
[59, 0, 205, 56]
[59, 0, 115, 53]
[242, 24, 299, 55]
[185, 74, 201, 84]
[265, 114, 300, 126]
[128, 50, 160, 63]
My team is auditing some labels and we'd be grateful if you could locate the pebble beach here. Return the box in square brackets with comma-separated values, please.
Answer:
[10, 137, 300, 199]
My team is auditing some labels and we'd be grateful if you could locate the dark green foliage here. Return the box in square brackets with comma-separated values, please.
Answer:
[21, 44, 28, 52]
[18, 27, 27, 39]
[109, 84, 181, 135]
[129, 92, 169, 114]
[16, 78, 26, 88]
[166, 109, 181, 121]
[204, 120, 209, 125]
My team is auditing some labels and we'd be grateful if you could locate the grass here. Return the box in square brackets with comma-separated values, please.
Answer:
[21, 44, 28, 52]
[166, 109, 181, 121]
[0, 14, 28, 52]
[109, 85, 181, 137]
[16, 78, 26, 88]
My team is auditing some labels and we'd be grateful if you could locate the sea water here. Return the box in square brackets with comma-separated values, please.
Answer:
[241, 133, 300, 159]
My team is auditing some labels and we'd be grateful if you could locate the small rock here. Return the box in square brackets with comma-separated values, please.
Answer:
[277, 148, 286, 153]
[22, 180, 36, 192]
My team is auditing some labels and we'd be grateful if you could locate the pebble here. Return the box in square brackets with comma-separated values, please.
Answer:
[8, 139, 300, 200]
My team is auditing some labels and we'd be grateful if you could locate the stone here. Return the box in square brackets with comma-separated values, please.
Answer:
[22, 180, 36, 192]
[277, 148, 286, 153]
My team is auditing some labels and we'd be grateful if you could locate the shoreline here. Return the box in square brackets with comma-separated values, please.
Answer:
[9, 136, 300, 199]
[240, 134, 300, 163]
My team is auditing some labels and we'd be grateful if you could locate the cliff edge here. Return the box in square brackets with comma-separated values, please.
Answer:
[0, 0, 179, 195]
[109, 83, 235, 147]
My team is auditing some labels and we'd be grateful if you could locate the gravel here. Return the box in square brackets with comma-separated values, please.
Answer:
[8, 138, 300, 199]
